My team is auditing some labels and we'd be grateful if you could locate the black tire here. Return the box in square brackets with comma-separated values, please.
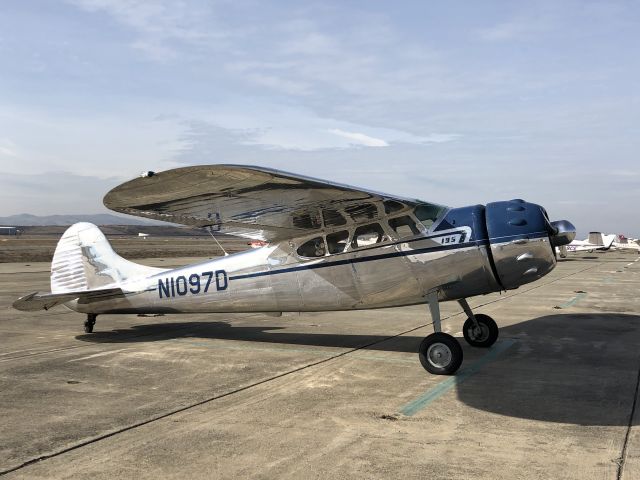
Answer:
[462, 314, 498, 348]
[83, 322, 93, 333]
[418, 332, 463, 375]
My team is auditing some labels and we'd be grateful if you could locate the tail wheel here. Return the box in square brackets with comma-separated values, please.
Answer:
[84, 314, 97, 333]
[418, 332, 463, 375]
[462, 314, 498, 348]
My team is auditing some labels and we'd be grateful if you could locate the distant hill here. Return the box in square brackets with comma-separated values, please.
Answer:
[0, 213, 168, 226]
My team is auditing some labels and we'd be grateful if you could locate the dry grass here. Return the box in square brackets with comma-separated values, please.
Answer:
[0, 234, 250, 263]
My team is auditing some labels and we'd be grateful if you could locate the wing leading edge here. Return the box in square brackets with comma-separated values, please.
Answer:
[104, 165, 447, 242]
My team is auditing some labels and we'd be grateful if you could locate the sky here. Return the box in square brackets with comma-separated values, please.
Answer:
[1, 0, 639, 237]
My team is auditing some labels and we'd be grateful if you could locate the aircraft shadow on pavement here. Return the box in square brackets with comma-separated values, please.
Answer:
[78, 319, 422, 351]
[455, 312, 640, 427]
[77, 312, 640, 426]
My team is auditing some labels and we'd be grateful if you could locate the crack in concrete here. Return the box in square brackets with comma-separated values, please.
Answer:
[616, 355, 640, 480]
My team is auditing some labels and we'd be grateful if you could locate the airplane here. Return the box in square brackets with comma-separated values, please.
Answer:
[13, 165, 575, 375]
[611, 234, 640, 253]
[556, 232, 615, 257]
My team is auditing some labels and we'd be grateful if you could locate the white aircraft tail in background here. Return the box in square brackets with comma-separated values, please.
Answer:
[611, 234, 640, 253]
[587, 232, 616, 247]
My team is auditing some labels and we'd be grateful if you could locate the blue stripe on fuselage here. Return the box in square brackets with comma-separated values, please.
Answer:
[228, 231, 548, 281]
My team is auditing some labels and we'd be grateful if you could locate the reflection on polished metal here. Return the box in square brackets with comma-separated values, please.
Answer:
[13, 165, 576, 375]
[549, 220, 577, 247]
[427, 343, 452, 369]
[103, 165, 447, 243]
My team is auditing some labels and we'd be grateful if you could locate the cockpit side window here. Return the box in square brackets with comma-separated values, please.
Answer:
[388, 215, 420, 238]
[297, 237, 326, 257]
[351, 223, 385, 249]
[327, 230, 349, 254]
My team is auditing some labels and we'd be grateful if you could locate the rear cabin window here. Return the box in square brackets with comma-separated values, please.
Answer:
[327, 230, 349, 254]
[388, 215, 420, 238]
[352, 223, 385, 249]
[297, 237, 326, 257]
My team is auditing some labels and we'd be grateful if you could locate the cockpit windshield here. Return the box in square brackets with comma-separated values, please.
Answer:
[414, 203, 446, 230]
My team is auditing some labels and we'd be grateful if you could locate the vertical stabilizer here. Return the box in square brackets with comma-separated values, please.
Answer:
[588, 232, 604, 246]
[51, 223, 165, 293]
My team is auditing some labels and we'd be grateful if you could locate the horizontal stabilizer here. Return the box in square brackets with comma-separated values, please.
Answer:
[13, 288, 124, 312]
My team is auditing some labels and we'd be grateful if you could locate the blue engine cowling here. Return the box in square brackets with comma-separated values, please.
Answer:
[484, 200, 557, 290]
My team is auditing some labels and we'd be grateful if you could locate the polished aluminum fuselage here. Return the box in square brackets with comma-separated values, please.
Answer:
[71, 227, 555, 315]
[57, 165, 568, 318]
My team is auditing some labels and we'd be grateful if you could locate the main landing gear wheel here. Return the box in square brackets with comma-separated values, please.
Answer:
[462, 314, 498, 348]
[84, 314, 97, 333]
[418, 332, 463, 375]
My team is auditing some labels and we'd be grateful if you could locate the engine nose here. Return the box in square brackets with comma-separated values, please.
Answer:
[485, 199, 567, 290]
[548, 219, 576, 247]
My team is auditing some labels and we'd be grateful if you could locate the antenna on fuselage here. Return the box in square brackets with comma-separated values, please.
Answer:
[206, 227, 229, 256]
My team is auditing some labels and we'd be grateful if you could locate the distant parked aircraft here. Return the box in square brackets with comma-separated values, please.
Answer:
[611, 234, 640, 253]
[556, 232, 615, 257]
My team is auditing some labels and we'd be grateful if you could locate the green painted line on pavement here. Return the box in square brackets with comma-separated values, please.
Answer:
[556, 292, 587, 309]
[399, 339, 516, 416]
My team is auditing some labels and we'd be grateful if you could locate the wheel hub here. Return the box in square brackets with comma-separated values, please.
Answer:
[469, 324, 489, 342]
[426, 342, 452, 368]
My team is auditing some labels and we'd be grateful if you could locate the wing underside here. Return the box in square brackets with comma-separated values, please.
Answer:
[103, 165, 446, 242]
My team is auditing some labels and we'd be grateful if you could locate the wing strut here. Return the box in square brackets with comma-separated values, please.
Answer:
[206, 228, 229, 256]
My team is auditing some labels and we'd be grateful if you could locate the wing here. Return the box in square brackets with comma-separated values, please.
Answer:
[103, 165, 447, 242]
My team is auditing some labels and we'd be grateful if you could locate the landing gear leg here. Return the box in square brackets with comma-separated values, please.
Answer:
[458, 298, 498, 348]
[84, 314, 97, 333]
[418, 291, 463, 375]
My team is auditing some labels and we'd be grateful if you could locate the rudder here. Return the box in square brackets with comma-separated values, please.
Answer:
[51, 223, 164, 293]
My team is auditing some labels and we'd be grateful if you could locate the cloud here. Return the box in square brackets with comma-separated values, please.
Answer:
[327, 129, 388, 147]
[476, 5, 566, 43]
[4, 1, 640, 235]
[220, 12, 478, 119]
[0, 171, 123, 215]
[66, 0, 229, 61]
[478, 19, 534, 41]
[0, 104, 186, 178]
[608, 169, 640, 177]
[417, 133, 461, 144]
[243, 73, 312, 96]
[0, 138, 18, 157]
[164, 100, 452, 151]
